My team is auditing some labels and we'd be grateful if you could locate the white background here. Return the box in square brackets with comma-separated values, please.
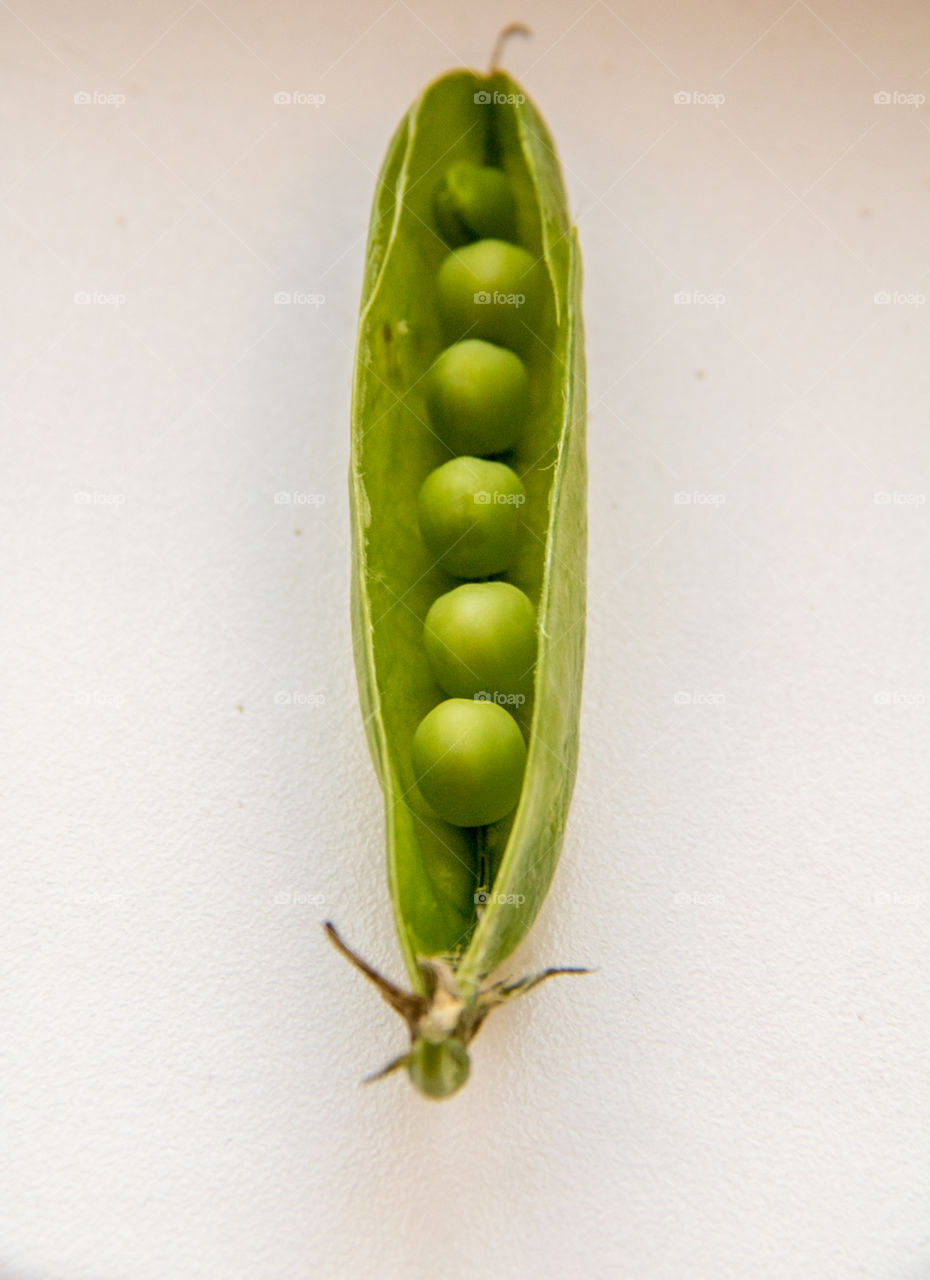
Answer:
[2, 1, 929, 1277]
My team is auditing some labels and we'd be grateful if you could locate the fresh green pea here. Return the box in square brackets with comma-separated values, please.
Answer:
[412, 697, 526, 827]
[423, 581, 536, 701]
[424, 339, 529, 456]
[436, 239, 542, 351]
[417, 456, 526, 578]
[433, 161, 517, 247]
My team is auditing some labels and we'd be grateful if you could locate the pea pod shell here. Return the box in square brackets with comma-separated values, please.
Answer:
[349, 68, 586, 993]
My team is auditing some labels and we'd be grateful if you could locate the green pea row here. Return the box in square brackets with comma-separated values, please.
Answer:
[409, 163, 544, 832]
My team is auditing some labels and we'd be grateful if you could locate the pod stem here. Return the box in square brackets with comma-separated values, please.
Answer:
[325, 920, 592, 1097]
[488, 23, 532, 75]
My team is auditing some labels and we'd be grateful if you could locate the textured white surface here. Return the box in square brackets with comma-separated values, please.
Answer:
[2, 2, 929, 1277]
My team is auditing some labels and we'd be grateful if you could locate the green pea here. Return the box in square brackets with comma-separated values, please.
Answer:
[411, 697, 526, 827]
[417, 456, 526, 578]
[423, 581, 536, 701]
[424, 339, 529, 456]
[436, 239, 543, 351]
[433, 161, 517, 247]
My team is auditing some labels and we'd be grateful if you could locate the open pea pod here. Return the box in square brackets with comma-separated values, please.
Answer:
[330, 54, 586, 1099]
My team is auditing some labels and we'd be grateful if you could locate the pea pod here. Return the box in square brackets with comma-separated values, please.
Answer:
[330, 48, 586, 1098]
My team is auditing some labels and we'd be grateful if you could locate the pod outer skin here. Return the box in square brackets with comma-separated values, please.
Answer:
[349, 67, 586, 995]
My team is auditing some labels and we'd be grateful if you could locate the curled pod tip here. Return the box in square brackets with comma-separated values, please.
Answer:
[489, 23, 532, 75]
